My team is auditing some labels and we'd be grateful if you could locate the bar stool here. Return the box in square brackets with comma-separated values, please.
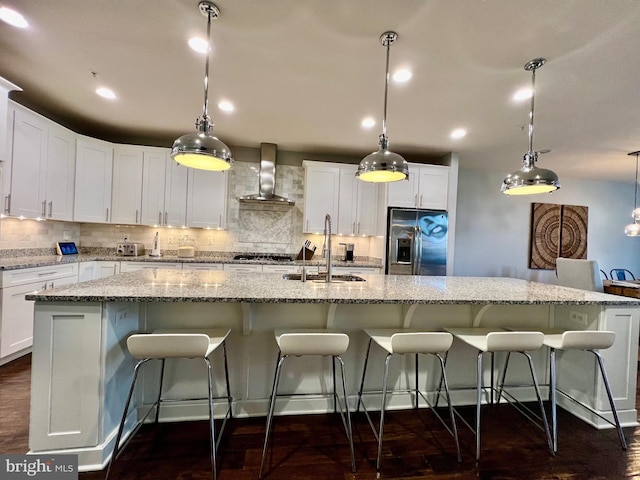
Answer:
[501, 329, 627, 452]
[259, 329, 356, 479]
[356, 329, 461, 470]
[106, 328, 233, 480]
[444, 328, 554, 460]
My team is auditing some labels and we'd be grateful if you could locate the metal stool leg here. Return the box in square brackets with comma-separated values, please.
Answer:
[336, 355, 356, 473]
[205, 357, 218, 480]
[495, 352, 511, 405]
[356, 337, 373, 413]
[375, 353, 393, 471]
[105, 358, 149, 480]
[475, 351, 483, 460]
[592, 350, 627, 450]
[523, 352, 554, 456]
[333, 355, 338, 414]
[259, 353, 286, 479]
[414, 353, 420, 409]
[435, 353, 462, 462]
[549, 348, 558, 452]
[154, 358, 165, 423]
[222, 340, 233, 419]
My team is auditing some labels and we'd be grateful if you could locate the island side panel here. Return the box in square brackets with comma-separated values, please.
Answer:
[30, 302, 103, 451]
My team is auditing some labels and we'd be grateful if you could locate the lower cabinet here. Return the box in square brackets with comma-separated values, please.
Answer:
[224, 264, 262, 273]
[119, 261, 182, 273]
[79, 261, 121, 281]
[182, 263, 224, 271]
[333, 266, 382, 275]
[0, 264, 78, 363]
[262, 264, 301, 274]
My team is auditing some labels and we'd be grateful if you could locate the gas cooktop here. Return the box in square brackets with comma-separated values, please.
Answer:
[232, 254, 293, 262]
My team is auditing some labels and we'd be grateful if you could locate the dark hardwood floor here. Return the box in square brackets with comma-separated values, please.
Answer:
[2, 354, 639, 479]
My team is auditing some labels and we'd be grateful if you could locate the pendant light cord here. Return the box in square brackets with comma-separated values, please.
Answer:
[634, 153, 639, 212]
[202, 7, 213, 120]
[381, 37, 391, 138]
[528, 67, 536, 154]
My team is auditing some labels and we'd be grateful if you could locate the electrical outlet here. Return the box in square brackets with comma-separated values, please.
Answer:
[570, 311, 588, 325]
[123, 236, 129, 243]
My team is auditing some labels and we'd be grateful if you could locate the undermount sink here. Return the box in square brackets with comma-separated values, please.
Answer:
[282, 273, 365, 282]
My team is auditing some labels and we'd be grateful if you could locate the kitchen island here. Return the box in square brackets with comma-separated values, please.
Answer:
[26, 270, 640, 471]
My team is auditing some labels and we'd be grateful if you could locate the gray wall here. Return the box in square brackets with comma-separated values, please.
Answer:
[454, 168, 640, 282]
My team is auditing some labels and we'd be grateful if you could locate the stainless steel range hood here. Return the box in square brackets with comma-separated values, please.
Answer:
[238, 143, 295, 205]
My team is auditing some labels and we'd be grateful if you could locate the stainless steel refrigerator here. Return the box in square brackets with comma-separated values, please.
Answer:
[385, 207, 448, 275]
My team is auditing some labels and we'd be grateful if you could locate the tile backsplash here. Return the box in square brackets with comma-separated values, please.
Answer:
[0, 161, 381, 258]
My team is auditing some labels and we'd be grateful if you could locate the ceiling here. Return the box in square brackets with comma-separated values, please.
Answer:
[1, 0, 640, 182]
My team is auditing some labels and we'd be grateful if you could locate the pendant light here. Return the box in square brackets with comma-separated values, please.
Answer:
[171, 1, 233, 171]
[501, 58, 560, 195]
[356, 31, 409, 183]
[624, 151, 640, 236]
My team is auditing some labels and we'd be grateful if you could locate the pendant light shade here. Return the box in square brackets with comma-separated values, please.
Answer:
[501, 58, 560, 195]
[625, 151, 640, 237]
[356, 31, 409, 183]
[171, 1, 233, 171]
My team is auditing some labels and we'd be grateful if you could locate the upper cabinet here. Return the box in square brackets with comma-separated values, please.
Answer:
[5, 104, 75, 220]
[387, 163, 449, 210]
[186, 169, 228, 229]
[0, 77, 21, 163]
[141, 150, 188, 227]
[302, 161, 340, 233]
[111, 145, 143, 224]
[337, 165, 377, 236]
[74, 136, 113, 223]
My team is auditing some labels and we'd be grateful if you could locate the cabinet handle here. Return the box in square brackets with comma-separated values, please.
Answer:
[219, 214, 222, 228]
[48, 201, 53, 218]
[38, 271, 56, 277]
[49, 281, 54, 289]
[4, 194, 9, 215]
[352, 222, 355, 234]
[106, 208, 109, 222]
[357, 222, 360, 234]
[164, 211, 168, 225]
[42, 282, 47, 290]
[419, 194, 423, 207]
[113, 264, 117, 275]
[41, 200, 46, 218]
[135, 209, 139, 223]
[158, 211, 162, 224]
[306, 220, 309, 231]
[414, 194, 418, 207]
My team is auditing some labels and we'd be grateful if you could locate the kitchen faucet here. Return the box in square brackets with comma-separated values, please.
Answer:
[322, 213, 333, 282]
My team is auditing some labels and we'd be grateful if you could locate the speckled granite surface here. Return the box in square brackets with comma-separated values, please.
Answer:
[24, 269, 640, 305]
[0, 253, 382, 271]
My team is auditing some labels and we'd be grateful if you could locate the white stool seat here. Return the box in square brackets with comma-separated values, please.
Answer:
[275, 329, 349, 356]
[446, 328, 544, 352]
[128, 328, 231, 359]
[543, 330, 615, 351]
[364, 329, 454, 355]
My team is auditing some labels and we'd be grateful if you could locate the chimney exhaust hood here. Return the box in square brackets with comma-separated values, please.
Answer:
[238, 143, 295, 205]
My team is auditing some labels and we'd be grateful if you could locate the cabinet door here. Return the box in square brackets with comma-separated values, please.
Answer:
[356, 179, 377, 236]
[224, 264, 262, 273]
[46, 124, 76, 221]
[74, 138, 113, 223]
[337, 169, 357, 235]
[141, 149, 168, 226]
[417, 165, 449, 210]
[111, 146, 143, 224]
[182, 263, 224, 271]
[186, 169, 228, 229]
[96, 261, 120, 278]
[387, 170, 419, 208]
[303, 163, 339, 233]
[163, 158, 188, 227]
[78, 262, 96, 282]
[9, 107, 47, 218]
[1, 281, 41, 357]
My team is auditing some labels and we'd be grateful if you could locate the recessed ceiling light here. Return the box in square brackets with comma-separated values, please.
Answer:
[361, 117, 375, 128]
[188, 37, 208, 54]
[450, 128, 467, 139]
[0, 6, 28, 28]
[218, 101, 234, 112]
[392, 69, 412, 83]
[513, 88, 533, 101]
[96, 87, 117, 100]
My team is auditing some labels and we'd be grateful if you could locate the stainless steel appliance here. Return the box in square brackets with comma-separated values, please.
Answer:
[386, 208, 447, 275]
[116, 242, 145, 256]
[338, 242, 355, 262]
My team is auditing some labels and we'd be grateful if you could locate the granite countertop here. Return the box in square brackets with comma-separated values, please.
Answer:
[0, 253, 383, 271]
[25, 269, 640, 305]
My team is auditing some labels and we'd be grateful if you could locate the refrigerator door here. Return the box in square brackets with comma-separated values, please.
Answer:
[387, 209, 418, 275]
[416, 210, 448, 275]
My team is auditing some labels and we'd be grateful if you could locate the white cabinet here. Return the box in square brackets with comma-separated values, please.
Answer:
[0, 77, 21, 163]
[224, 264, 262, 273]
[140, 149, 188, 227]
[337, 166, 378, 236]
[111, 146, 143, 224]
[388, 163, 449, 210]
[186, 169, 228, 229]
[302, 161, 340, 233]
[119, 261, 182, 273]
[5, 104, 75, 220]
[262, 264, 301, 274]
[333, 266, 382, 275]
[0, 263, 78, 362]
[74, 136, 113, 223]
[79, 261, 120, 281]
[182, 263, 224, 271]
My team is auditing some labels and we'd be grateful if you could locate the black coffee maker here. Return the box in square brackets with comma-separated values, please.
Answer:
[339, 242, 355, 262]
